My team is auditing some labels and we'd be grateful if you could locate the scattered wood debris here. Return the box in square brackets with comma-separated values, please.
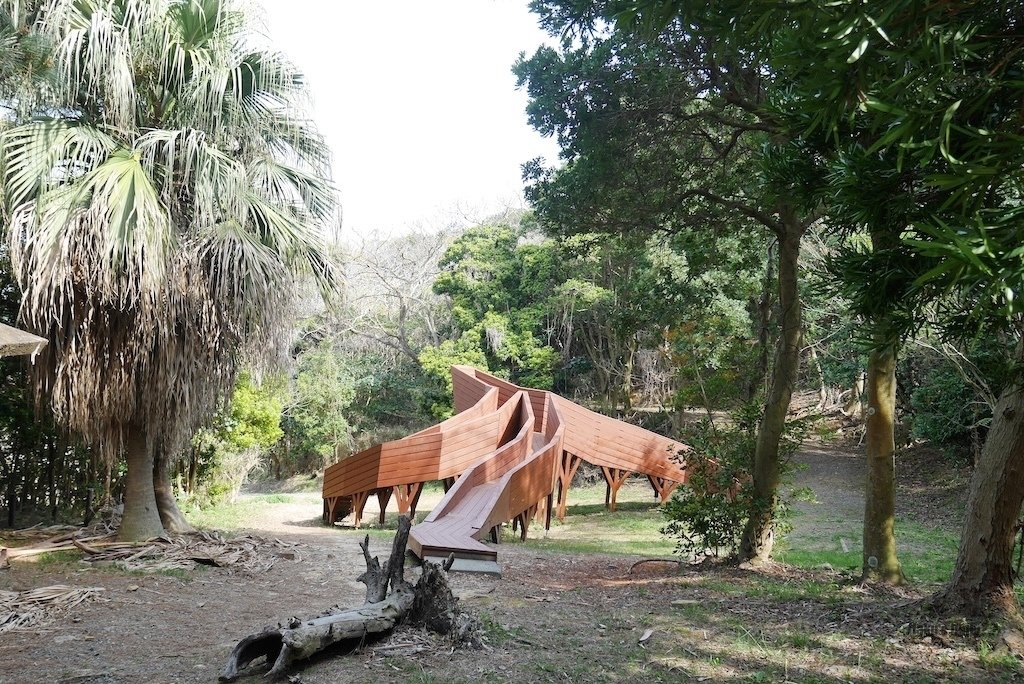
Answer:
[80, 531, 302, 575]
[0, 585, 105, 633]
[2, 525, 302, 575]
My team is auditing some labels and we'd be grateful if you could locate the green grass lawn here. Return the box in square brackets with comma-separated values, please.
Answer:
[777, 515, 961, 586]
[185, 491, 319, 530]
[185, 475, 968, 590]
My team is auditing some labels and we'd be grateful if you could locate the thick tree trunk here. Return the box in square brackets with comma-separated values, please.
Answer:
[843, 372, 865, 418]
[937, 377, 1024, 617]
[861, 342, 905, 583]
[739, 213, 804, 564]
[187, 447, 198, 493]
[620, 337, 636, 411]
[119, 427, 165, 542]
[154, 452, 193, 534]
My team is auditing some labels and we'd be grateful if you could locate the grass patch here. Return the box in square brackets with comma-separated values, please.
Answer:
[777, 520, 959, 585]
[186, 492, 319, 531]
[260, 493, 294, 504]
[33, 549, 83, 570]
[518, 479, 674, 557]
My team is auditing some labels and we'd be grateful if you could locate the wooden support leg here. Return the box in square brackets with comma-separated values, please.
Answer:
[376, 488, 393, 525]
[648, 475, 661, 500]
[441, 477, 456, 493]
[351, 491, 369, 529]
[646, 475, 678, 503]
[410, 482, 424, 518]
[545, 491, 553, 531]
[533, 495, 547, 526]
[393, 482, 424, 519]
[601, 467, 632, 513]
[517, 504, 538, 541]
[323, 497, 330, 524]
[556, 452, 582, 521]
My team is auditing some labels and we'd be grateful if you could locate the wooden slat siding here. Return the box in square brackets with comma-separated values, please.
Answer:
[482, 395, 564, 532]
[323, 452, 383, 492]
[423, 393, 533, 524]
[474, 412, 565, 536]
[458, 366, 518, 405]
[458, 366, 688, 484]
[322, 385, 502, 502]
[323, 446, 382, 498]
[457, 366, 550, 435]
[451, 366, 492, 414]
[552, 396, 688, 482]
[323, 444, 381, 483]
[410, 393, 566, 559]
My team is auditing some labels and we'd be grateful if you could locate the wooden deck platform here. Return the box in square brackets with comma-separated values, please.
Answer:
[322, 365, 690, 572]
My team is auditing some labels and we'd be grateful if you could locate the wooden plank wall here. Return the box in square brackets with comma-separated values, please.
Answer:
[452, 365, 687, 484]
[474, 393, 565, 535]
[553, 397, 688, 483]
[326, 364, 690, 533]
[423, 393, 533, 523]
[323, 377, 505, 499]
[457, 367, 549, 434]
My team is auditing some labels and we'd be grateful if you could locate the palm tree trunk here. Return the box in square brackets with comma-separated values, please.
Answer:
[119, 426, 165, 541]
[739, 211, 804, 564]
[153, 450, 193, 534]
[861, 341, 905, 583]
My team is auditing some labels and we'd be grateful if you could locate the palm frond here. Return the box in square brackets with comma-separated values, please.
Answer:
[1, 120, 116, 208]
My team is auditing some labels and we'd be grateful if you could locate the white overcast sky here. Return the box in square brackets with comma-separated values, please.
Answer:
[258, 0, 561, 239]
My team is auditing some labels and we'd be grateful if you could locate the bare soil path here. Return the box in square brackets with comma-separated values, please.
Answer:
[0, 443, 1010, 684]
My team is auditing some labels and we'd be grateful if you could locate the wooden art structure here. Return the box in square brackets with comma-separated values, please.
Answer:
[322, 366, 690, 572]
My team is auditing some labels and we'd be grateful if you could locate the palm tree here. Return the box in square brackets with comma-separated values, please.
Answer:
[0, 0, 338, 540]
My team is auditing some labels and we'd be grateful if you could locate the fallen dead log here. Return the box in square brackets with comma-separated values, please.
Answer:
[220, 516, 478, 681]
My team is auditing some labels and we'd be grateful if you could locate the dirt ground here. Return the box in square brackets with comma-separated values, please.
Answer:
[1, 443, 1019, 684]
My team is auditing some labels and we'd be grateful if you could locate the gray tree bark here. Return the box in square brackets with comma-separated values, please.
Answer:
[118, 426, 165, 542]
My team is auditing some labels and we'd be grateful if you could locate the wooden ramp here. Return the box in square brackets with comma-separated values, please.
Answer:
[322, 366, 690, 573]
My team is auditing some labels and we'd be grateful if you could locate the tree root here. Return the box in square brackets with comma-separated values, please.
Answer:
[626, 558, 683, 575]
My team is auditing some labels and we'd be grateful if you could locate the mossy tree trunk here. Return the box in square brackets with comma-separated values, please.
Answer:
[937, 374, 1024, 618]
[861, 226, 905, 585]
[153, 450, 193, 534]
[861, 341, 905, 583]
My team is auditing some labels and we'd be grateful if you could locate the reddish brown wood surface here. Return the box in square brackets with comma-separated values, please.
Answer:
[323, 365, 691, 561]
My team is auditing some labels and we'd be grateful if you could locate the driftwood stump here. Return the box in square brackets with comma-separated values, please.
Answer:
[220, 516, 475, 681]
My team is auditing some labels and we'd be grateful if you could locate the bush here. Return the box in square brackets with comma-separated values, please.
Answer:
[662, 403, 806, 559]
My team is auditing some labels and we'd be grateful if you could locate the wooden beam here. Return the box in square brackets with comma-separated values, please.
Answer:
[351, 491, 369, 529]
[376, 488, 393, 525]
[601, 467, 632, 512]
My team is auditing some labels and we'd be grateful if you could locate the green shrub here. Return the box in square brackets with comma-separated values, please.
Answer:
[663, 403, 806, 558]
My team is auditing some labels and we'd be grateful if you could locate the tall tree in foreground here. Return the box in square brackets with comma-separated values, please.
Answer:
[749, 0, 1024, 617]
[520, 1, 821, 563]
[1, 0, 337, 540]
[622, 0, 1024, 615]
[612, 0, 912, 585]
